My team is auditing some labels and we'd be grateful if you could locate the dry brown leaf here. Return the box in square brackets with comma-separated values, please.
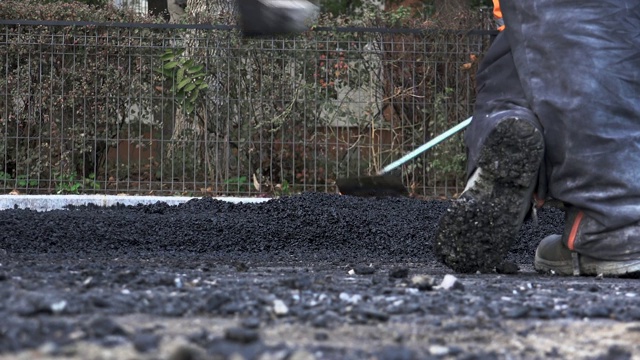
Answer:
[252, 174, 261, 192]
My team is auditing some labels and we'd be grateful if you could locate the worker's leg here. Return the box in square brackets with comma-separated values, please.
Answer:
[434, 32, 545, 273]
[463, 32, 540, 180]
[502, 0, 640, 275]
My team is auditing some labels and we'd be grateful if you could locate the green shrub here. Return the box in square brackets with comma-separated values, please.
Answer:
[0, 0, 167, 193]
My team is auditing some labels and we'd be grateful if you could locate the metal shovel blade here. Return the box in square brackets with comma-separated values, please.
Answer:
[237, 0, 319, 37]
[335, 117, 472, 198]
[336, 175, 408, 198]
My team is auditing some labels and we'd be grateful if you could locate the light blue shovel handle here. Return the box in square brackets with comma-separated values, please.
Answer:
[380, 116, 472, 175]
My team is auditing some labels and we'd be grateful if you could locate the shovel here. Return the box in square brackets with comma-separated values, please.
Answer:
[335, 116, 472, 197]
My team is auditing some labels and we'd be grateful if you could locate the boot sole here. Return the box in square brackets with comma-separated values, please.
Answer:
[535, 255, 640, 278]
[434, 117, 544, 273]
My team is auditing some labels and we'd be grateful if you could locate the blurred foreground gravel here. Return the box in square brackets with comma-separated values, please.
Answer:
[1, 193, 639, 359]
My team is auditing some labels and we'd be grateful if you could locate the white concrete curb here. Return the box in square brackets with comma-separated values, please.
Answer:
[0, 195, 273, 211]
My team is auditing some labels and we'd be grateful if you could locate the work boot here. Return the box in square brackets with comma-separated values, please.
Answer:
[534, 234, 640, 277]
[434, 117, 544, 273]
[534, 208, 640, 277]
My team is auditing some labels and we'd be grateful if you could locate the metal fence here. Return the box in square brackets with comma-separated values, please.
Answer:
[0, 19, 497, 198]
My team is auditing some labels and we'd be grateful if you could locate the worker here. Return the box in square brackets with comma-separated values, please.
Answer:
[492, 0, 504, 31]
[434, 0, 640, 277]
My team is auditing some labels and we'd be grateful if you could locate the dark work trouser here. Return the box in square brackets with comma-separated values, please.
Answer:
[467, 0, 640, 260]
[464, 30, 543, 182]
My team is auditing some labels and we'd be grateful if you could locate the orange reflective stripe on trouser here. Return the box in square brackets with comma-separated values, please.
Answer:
[493, 0, 505, 31]
[567, 210, 585, 251]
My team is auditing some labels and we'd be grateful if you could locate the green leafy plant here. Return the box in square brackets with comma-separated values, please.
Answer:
[224, 176, 247, 185]
[17, 175, 39, 188]
[273, 179, 292, 197]
[388, 6, 412, 26]
[56, 179, 82, 194]
[0, 172, 39, 188]
[55, 172, 100, 194]
[157, 49, 208, 115]
[84, 173, 101, 191]
[223, 176, 252, 193]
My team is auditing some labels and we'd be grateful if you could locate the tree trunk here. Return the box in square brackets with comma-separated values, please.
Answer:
[168, 0, 236, 190]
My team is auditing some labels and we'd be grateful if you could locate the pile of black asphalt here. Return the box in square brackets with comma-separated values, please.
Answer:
[0, 192, 564, 266]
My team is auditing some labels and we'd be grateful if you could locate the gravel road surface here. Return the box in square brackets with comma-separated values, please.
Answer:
[1, 193, 638, 359]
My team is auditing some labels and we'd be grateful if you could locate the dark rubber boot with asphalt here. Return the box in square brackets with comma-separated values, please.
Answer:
[434, 117, 544, 273]
[534, 207, 640, 278]
[535, 234, 640, 277]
